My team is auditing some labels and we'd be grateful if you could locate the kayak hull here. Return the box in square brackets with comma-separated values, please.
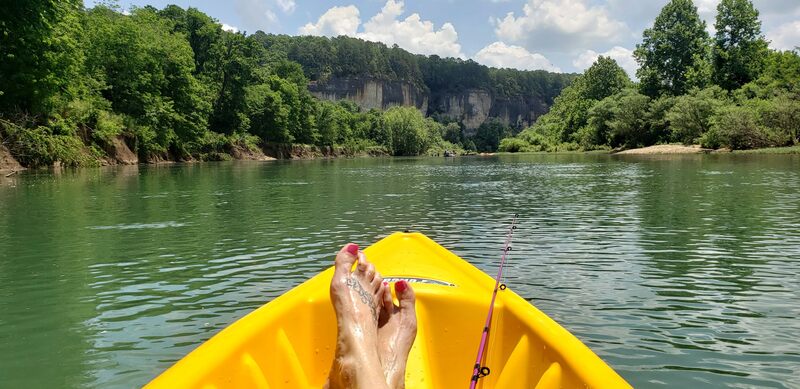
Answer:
[145, 232, 631, 388]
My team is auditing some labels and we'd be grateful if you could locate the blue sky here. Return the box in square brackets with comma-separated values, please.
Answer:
[84, 0, 800, 76]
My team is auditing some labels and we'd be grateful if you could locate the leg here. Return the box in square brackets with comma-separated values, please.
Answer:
[325, 243, 389, 389]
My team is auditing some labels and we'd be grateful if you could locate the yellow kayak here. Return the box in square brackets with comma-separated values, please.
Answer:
[146, 232, 631, 388]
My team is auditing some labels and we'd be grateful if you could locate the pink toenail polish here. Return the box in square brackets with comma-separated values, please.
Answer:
[345, 243, 358, 256]
[396, 280, 408, 293]
[383, 281, 388, 286]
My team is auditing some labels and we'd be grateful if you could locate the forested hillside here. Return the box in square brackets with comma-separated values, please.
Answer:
[500, 0, 800, 153]
[0, 2, 573, 169]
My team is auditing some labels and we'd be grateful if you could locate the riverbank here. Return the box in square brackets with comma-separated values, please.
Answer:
[616, 144, 800, 155]
[0, 136, 400, 172]
[615, 144, 712, 154]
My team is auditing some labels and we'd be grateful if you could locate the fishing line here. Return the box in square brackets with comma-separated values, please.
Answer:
[469, 214, 518, 388]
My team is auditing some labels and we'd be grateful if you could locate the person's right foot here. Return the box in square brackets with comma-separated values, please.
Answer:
[325, 243, 388, 389]
[378, 280, 418, 389]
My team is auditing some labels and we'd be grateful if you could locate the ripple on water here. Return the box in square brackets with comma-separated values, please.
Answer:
[1, 155, 799, 388]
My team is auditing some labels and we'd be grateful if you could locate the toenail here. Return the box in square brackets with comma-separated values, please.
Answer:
[396, 280, 408, 293]
[383, 281, 388, 286]
[345, 243, 359, 256]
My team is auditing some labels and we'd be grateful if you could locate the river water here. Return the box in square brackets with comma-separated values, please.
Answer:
[1, 154, 798, 388]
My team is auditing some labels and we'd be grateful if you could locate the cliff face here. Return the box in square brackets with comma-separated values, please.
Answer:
[309, 77, 550, 133]
[308, 77, 428, 114]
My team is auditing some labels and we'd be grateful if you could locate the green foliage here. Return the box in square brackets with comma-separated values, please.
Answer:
[703, 105, 772, 149]
[382, 107, 432, 156]
[84, 6, 211, 158]
[579, 56, 632, 101]
[667, 86, 728, 144]
[501, 1, 796, 153]
[0, 120, 93, 167]
[0, 0, 85, 115]
[473, 119, 511, 152]
[498, 137, 536, 153]
[511, 56, 631, 149]
[757, 95, 800, 145]
[635, 0, 711, 97]
[712, 0, 768, 90]
[606, 89, 653, 148]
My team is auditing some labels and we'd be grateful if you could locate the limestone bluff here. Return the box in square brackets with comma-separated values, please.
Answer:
[309, 76, 552, 135]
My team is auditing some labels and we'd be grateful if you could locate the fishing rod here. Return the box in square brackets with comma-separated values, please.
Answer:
[469, 214, 518, 388]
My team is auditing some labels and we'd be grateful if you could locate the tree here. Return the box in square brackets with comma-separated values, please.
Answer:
[0, 0, 85, 115]
[607, 89, 652, 147]
[580, 56, 632, 101]
[84, 6, 210, 157]
[635, 0, 710, 97]
[712, 0, 768, 90]
[517, 56, 630, 145]
[206, 31, 264, 135]
[382, 107, 429, 156]
[667, 86, 727, 144]
[473, 119, 511, 152]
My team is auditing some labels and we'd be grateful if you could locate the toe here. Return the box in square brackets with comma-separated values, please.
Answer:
[395, 280, 416, 312]
[356, 251, 369, 273]
[365, 262, 376, 282]
[334, 243, 359, 278]
[382, 282, 393, 310]
[372, 273, 383, 293]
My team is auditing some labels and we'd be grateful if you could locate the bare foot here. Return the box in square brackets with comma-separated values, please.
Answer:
[325, 243, 389, 389]
[378, 280, 418, 389]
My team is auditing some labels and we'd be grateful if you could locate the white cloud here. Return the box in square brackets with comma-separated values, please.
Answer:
[300, 0, 464, 58]
[573, 46, 637, 78]
[494, 0, 629, 52]
[474, 42, 560, 72]
[358, 0, 464, 58]
[276, 0, 296, 13]
[221, 23, 240, 33]
[767, 20, 800, 50]
[299, 5, 360, 36]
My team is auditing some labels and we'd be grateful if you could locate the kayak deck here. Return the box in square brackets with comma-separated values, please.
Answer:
[145, 232, 631, 388]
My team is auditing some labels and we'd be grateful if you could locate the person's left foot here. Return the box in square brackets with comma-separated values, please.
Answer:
[324, 243, 388, 389]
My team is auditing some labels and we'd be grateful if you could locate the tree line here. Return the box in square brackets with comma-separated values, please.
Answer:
[500, 0, 800, 153]
[0, 2, 575, 167]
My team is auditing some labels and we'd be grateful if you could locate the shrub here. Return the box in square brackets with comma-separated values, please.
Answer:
[1, 120, 94, 167]
[498, 137, 531, 152]
[705, 105, 774, 150]
[667, 87, 727, 144]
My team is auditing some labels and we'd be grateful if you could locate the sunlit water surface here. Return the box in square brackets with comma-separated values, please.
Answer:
[1, 154, 799, 388]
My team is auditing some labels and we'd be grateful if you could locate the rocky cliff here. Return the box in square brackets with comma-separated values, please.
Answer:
[308, 77, 428, 114]
[309, 77, 551, 133]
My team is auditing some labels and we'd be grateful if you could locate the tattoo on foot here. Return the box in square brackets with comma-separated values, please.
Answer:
[345, 276, 378, 323]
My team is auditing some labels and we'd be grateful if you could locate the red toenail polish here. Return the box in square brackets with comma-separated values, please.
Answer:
[396, 280, 408, 293]
[345, 243, 359, 256]
[383, 281, 388, 286]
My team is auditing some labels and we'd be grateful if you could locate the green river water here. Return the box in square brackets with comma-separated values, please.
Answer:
[1, 154, 799, 388]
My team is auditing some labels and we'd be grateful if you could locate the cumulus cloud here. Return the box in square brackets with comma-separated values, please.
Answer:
[767, 21, 800, 50]
[573, 46, 637, 78]
[221, 23, 240, 33]
[474, 42, 560, 72]
[299, 5, 361, 36]
[300, 0, 464, 58]
[358, 0, 464, 58]
[493, 0, 629, 52]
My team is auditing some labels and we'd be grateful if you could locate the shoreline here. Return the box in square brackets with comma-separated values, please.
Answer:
[614, 144, 712, 155]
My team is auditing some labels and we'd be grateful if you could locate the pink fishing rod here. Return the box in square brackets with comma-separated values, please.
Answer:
[469, 214, 518, 388]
